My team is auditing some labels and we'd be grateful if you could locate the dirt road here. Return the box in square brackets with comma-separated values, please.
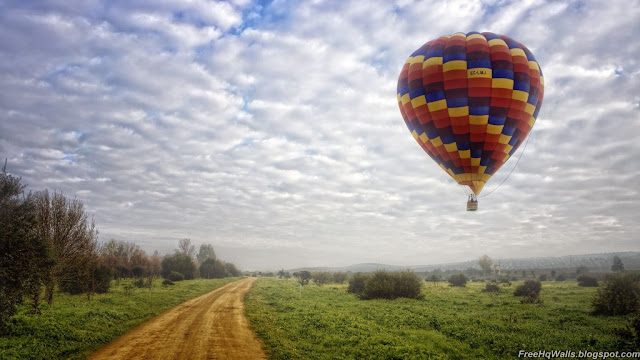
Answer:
[88, 277, 267, 360]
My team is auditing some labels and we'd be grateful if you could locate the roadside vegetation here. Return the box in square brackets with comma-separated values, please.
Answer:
[246, 277, 639, 359]
[0, 277, 239, 359]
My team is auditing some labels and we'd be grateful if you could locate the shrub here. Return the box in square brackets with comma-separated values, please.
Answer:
[592, 273, 640, 316]
[514, 280, 541, 297]
[483, 283, 500, 293]
[348, 273, 369, 295]
[312, 272, 332, 286]
[577, 275, 598, 287]
[168, 271, 184, 282]
[333, 272, 348, 284]
[359, 271, 424, 300]
[362, 271, 395, 300]
[539, 274, 548, 281]
[616, 316, 640, 350]
[93, 262, 113, 294]
[133, 278, 145, 288]
[556, 274, 567, 281]
[448, 274, 468, 287]
[391, 271, 424, 300]
[162, 279, 174, 286]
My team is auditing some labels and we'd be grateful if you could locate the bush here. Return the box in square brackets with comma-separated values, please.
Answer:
[556, 274, 567, 281]
[362, 271, 395, 300]
[162, 279, 174, 286]
[514, 280, 542, 297]
[391, 271, 424, 300]
[592, 273, 640, 316]
[359, 271, 423, 300]
[348, 273, 369, 295]
[92, 262, 113, 294]
[577, 274, 599, 287]
[133, 278, 145, 288]
[333, 272, 348, 284]
[448, 274, 468, 287]
[168, 271, 184, 282]
[539, 274, 548, 281]
[483, 283, 500, 293]
[616, 316, 640, 350]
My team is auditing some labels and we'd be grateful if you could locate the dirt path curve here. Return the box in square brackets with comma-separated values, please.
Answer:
[88, 277, 267, 360]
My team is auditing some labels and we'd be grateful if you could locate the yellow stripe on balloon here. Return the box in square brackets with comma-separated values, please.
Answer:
[498, 134, 511, 144]
[423, 56, 443, 67]
[492, 78, 514, 89]
[487, 124, 503, 134]
[510, 48, 526, 57]
[512, 90, 529, 102]
[409, 55, 425, 64]
[459, 150, 471, 159]
[430, 137, 443, 147]
[401, 94, 410, 105]
[411, 95, 427, 108]
[427, 99, 447, 112]
[469, 115, 489, 125]
[444, 142, 458, 152]
[524, 103, 536, 115]
[448, 106, 469, 117]
[443, 60, 467, 72]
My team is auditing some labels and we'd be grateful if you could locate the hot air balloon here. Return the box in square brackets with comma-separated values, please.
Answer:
[397, 32, 544, 211]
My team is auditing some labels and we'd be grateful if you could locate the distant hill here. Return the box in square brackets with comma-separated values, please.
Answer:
[288, 251, 640, 273]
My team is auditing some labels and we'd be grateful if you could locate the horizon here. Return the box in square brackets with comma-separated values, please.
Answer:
[2, 0, 639, 270]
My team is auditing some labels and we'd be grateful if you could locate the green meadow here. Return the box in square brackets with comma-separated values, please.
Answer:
[245, 278, 632, 360]
[0, 278, 239, 360]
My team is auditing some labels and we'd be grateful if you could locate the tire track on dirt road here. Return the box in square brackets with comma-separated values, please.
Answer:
[88, 277, 267, 360]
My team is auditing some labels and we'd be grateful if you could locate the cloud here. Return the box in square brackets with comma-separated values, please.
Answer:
[1, 0, 638, 270]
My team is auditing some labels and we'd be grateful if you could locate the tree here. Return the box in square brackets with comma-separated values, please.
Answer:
[161, 253, 197, 280]
[199, 258, 228, 279]
[224, 262, 241, 277]
[177, 238, 196, 259]
[611, 256, 625, 273]
[295, 270, 312, 286]
[277, 269, 286, 278]
[0, 164, 53, 332]
[34, 190, 98, 305]
[592, 273, 640, 316]
[478, 255, 493, 275]
[196, 244, 216, 264]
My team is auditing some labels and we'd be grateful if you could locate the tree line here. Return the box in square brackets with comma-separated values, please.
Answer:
[0, 163, 241, 334]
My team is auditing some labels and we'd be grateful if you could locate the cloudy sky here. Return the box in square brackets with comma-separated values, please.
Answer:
[1, 0, 638, 270]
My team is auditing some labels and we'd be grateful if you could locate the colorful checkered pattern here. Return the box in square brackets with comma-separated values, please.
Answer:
[397, 32, 544, 195]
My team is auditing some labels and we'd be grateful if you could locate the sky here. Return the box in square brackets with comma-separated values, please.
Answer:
[1, 0, 639, 270]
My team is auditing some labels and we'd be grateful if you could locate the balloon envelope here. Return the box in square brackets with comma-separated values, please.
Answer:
[397, 32, 544, 195]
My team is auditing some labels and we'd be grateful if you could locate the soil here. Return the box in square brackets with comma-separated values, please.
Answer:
[88, 277, 267, 360]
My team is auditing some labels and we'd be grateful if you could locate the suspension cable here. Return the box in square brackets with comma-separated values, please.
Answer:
[480, 130, 533, 198]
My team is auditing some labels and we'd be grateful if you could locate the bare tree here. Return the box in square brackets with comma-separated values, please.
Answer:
[177, 238, 196, 259]
[34, 190, 98, 305]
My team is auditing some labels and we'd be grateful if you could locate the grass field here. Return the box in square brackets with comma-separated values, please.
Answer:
[0, 277, 240, 360]
[245, 278, 633, 360]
